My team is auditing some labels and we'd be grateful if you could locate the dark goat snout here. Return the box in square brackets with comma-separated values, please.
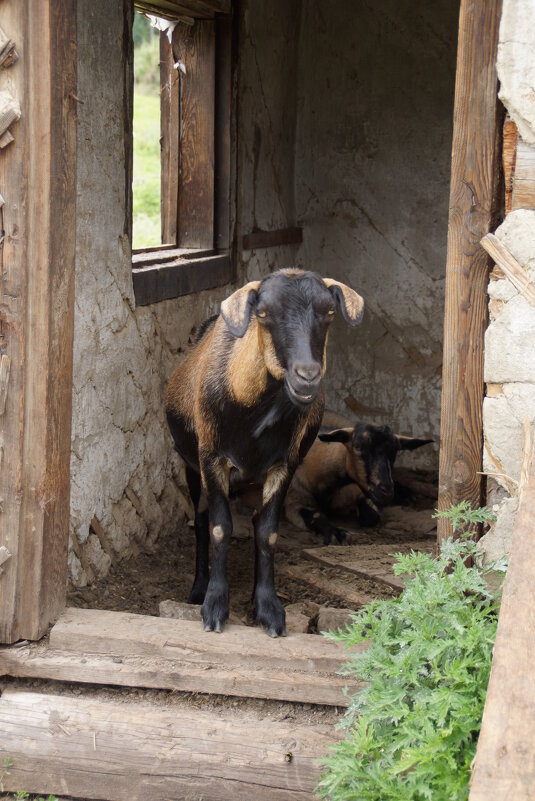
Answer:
[369, 483, 395, 507]
[287, 361, 322, 405]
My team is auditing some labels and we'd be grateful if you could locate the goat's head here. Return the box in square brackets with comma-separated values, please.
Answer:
[319, 422, 432, 506]
[220, 269, 364, 407]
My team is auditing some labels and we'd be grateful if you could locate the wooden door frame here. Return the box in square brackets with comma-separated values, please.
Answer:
[437, 0, 503, 543]
[0, 0, 77, 643]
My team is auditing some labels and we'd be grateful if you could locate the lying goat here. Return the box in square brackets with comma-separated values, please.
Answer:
[165, 269, 364, 636]
[284, 411, 432, 544]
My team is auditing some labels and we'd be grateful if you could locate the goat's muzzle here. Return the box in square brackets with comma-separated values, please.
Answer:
[285, 362, 322, 407]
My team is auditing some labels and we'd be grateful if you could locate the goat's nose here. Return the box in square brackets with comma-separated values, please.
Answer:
[293, 363, 321, 383]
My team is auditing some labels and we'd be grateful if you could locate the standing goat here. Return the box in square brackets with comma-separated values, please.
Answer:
[165, 269, 364, 636]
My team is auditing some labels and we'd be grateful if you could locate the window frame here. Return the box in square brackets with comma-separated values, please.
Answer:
[131, 6, 234, 306]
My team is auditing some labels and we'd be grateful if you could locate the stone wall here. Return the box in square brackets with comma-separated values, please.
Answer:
[478, 0, 535, 564]
[69, 1, 229, 586]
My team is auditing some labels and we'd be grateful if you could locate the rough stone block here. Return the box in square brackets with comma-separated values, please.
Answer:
[483, 384, 535, 489]
[317, 607, 356, 634]
[477, 496, 519, 564]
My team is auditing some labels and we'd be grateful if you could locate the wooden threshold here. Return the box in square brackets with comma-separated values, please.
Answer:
[132, 252, 232, 305]
[0, 689, 336, 800]
[0, 607, 365, 706]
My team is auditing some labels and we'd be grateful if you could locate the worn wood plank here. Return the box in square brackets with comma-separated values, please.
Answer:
[0, 689, 335, 801]
[0, 638, 361, 706]
[214, 13, 232, 251]
[502, 116, 518, 215]
[481, 233, 535, 307]
[160, 31, 179, 244]
[512, 138, 535, 211]
[243, 227, 303, 251]
[469, 451, 535, 800]
[437, 0, 502, 545]
[132, 246, 212, 266]
[132, 252, 231, 305]
[302, 540, 435, 593]
[135, 0, 230, 19]
[177, 19, 215, 248]
[49, 607, 365, 678]
[0, 1, 77, 642]
[278, 564, 375, 607]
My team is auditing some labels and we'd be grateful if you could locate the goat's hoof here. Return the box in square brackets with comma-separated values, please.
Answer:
[254, 590, 286, 637]
[333, 527, 350, 545]
[201, 583, 229, 633]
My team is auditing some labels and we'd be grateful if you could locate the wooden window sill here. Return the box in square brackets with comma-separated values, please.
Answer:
[132, 249, 232, 306]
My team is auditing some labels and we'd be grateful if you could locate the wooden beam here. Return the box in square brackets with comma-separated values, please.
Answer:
[0, 606, 366, 706]
[132, 252, 231, 305]
[469, 450, 535, 800]
[0, 0, 77, 642]
[160, 31, 179, 244]
[242, 227, 303, 251]
[176, 19, 215, 248]
[502, 116, 518, 215]
[437, 0, 502, 545]
[135, 0, 231, 19]
[481, 233, 535, 307]
[512, 138, 535, 211]
[0, 689, 337, 800]
[213, 13, 232, 251]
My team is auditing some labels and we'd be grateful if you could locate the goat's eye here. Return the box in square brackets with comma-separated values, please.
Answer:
[257, 310, 267, 318]
[327, 309, 335, 316]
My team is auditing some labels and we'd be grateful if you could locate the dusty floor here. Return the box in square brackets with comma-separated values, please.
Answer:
[67, 467, 438, 626]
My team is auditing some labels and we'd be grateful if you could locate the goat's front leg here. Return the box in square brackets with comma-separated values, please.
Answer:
[253, 464, 293, 637]
[200, 453, 232, 633]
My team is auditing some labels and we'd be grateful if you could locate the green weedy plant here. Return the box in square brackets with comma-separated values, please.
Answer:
[317, 503, 504, 801]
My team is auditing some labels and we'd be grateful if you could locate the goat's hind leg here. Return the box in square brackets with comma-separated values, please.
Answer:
[186, 466, 210, 604]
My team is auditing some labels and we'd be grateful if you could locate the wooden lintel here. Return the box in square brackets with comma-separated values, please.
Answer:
[0, 689, 337, 801]
[437, 0, 502, 544]
[242, 227, 303, 251]
[469, 450, 535, 799]
[135, 0, 231, 19]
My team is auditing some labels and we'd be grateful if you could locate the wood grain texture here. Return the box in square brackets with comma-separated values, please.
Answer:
[160, 31, 179, 244]
[0, 635, 362, 706]
[437, 0, 502, 545]
[135, 0, 230, 19]
[512, 138, 535, 211]
[132, 252, 231, 305]
[0, 1, 77, 642]
[0, 689, 337, 801]
[177, 19, 215, 248]
[469, 451, 535, 800]
[214, 13, 232, 251]
[502, 116, 518, 215]
[481, 233, 535, 307]
[49, 607, 365, 678]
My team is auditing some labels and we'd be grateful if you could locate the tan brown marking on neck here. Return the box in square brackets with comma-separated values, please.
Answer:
[258, 325, 285, 381]
[226, 321, 268, 405]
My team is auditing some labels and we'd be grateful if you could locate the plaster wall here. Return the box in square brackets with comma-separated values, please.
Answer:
[478, 0, 535, 565]
[293, 0, 459, 466]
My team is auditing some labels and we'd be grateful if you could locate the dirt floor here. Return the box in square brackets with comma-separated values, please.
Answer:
[67, 467, 438, 627]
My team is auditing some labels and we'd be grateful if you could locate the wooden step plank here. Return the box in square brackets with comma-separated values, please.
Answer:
[15, 607, 366, 705]
[0, 689, 335, 801]
[278, 563, 375, 606]
[0, 640, 361, 706]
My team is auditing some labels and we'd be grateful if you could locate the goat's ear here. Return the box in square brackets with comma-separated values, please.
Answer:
[319, 427, 353, 444]
[220, 281, 261, 337]
[323, 279, 365, 326]
[395, 435, 433, 451]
